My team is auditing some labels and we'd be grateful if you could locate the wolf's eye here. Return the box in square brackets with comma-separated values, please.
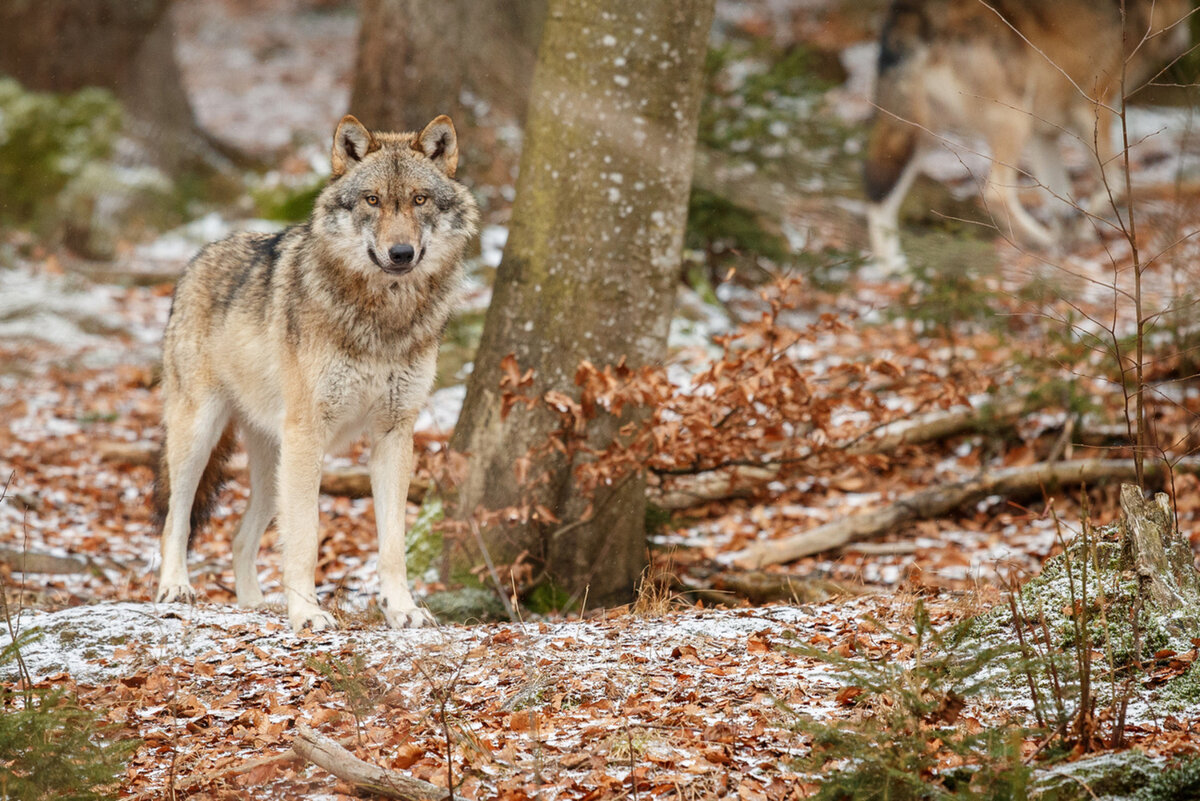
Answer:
[365, 195, 380, 206]
[413, 194, 427, 206]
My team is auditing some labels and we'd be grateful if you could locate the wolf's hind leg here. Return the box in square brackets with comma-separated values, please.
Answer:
[982, 120, 1056, 250]
[371, 414, 435, 629]
[1028, 131, 1073, 204]
[156, 397, 231, 604]
[232, 426, 278, 608]
[865, 155, 920, 273]
[863, 109, 922, 273]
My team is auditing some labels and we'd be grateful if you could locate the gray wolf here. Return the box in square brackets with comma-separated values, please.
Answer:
[154, 114, 479, 633]
[864, 0, 1191, 269]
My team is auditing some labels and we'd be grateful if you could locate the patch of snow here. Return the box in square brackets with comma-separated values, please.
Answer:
[416, 385, 465, 434]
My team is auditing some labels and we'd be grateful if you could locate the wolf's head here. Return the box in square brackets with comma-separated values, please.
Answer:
[313, 114, 479, 279]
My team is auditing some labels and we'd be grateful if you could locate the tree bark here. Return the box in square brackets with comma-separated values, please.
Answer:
[450, 0, 716, 607]
[0, 0, 217, 171]
[1120, 483, 1200, 635]
[349, 0, 545, 133]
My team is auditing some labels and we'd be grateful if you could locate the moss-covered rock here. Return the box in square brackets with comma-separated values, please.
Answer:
[1031, 749, 1159, 801]
[973, 484, 1200, 712]
[423, 587, 508, 624]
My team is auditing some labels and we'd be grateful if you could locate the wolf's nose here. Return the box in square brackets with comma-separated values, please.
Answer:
[388, 244, 415, 265]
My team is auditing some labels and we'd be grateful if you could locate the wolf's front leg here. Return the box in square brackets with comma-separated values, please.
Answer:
[278, 416, 336, 633]
[370, 415, 435, 629]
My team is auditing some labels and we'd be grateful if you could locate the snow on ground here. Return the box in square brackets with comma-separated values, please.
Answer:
[0, 598, 884, 797]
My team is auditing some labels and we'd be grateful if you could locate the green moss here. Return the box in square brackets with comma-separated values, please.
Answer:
[0, 78, 122, 232]
[1032, 749, 1158, 801]
[685, 187, 788, 278]
[251, 176, 325, 223]
[406, 494, 444, 580]
[423, 587, 508, 624]
[437, 308, 486, 388]
[1134, 754, 1200, 801]
[525, 581, 572, 615]
[891, 232, 1003, 336]
[1160, 661, 1200, 712]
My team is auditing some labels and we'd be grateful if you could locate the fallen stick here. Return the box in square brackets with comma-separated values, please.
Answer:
[122, 735, 357, 801]
[292, 723, 449, 801]
[0, 546, 90, 575]
[728, 458, 1200, 568]
[650, 396, 1034, 510]
[677, 569, 867, 605]
[845, 396, 1029, 455]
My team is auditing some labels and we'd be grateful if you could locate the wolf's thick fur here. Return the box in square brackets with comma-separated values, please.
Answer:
[155, 115, 478, 633]
[864, 0, 1190, 269]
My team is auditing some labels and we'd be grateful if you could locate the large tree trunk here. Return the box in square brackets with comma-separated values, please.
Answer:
[0, 0, 218, 172]
[349, 0, 545, 133]
[449, 0, 715, 608]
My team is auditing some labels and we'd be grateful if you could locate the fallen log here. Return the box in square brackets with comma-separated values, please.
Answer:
[845, 396, 1029, 455]
[728, 458, 1200, 569]
[650, 396, 1034, 510]
[0, 546, 91, 575]
[292, 723, 449, 801]
[676, 569, 867, 605]
[123, 734, 359, 801]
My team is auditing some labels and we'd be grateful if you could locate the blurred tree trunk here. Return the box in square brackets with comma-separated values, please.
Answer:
[0, 0, 221, 172]
[349, 0, 545, 133]
[449, 0, 715, 609]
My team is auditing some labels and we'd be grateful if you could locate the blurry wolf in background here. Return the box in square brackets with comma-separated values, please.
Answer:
[154, 114, 478, 633]
[863, 0, 1191, 269]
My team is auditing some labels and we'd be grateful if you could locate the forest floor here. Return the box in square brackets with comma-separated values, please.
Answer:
[2, 0, 1200, 798]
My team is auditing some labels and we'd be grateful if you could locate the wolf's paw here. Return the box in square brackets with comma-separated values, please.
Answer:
[382, 601, 436, 629]
[235, 588, 267, 609]
[156, 584, 198, 604]
[288, 605, 338, 635]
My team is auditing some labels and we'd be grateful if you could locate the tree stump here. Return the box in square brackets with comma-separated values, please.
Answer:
[1120, 483, 1200, 639]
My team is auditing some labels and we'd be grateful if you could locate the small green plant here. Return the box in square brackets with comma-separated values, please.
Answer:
[792, 601, 1032, 800]
[305, 649, 383, 742]
[0, 629, 136, 800]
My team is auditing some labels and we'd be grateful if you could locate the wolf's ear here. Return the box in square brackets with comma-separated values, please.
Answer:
[331, 115, 378, 177]
[412, 115, 459, 177]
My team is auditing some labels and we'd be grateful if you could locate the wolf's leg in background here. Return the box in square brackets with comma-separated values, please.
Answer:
[278, 413, 336, 633]
[863, 98, 922, 272]
[982, 119, 1056, 249]
[232, 426, 278, 608]
[1028, 131, 1073, 205]
[370, 413, 435, 628]
[156, 396, 231, 603]
[866, 154, 920, 272]
[1075, 104, 1125, 219]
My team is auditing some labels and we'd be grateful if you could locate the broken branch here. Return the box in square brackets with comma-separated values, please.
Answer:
[292, 723, 449, 801]
[729, 458, 1200, 568]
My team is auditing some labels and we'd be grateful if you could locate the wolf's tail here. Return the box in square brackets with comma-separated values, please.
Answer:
[863, 0, 926, 202]
[152, 422, 237, 545]
[863, 106, 919, 203]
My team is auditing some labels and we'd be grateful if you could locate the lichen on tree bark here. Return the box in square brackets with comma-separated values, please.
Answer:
[450, 0, 716, 608]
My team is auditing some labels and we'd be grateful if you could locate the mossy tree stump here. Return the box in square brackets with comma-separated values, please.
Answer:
[1120, 483, 1200, 640]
